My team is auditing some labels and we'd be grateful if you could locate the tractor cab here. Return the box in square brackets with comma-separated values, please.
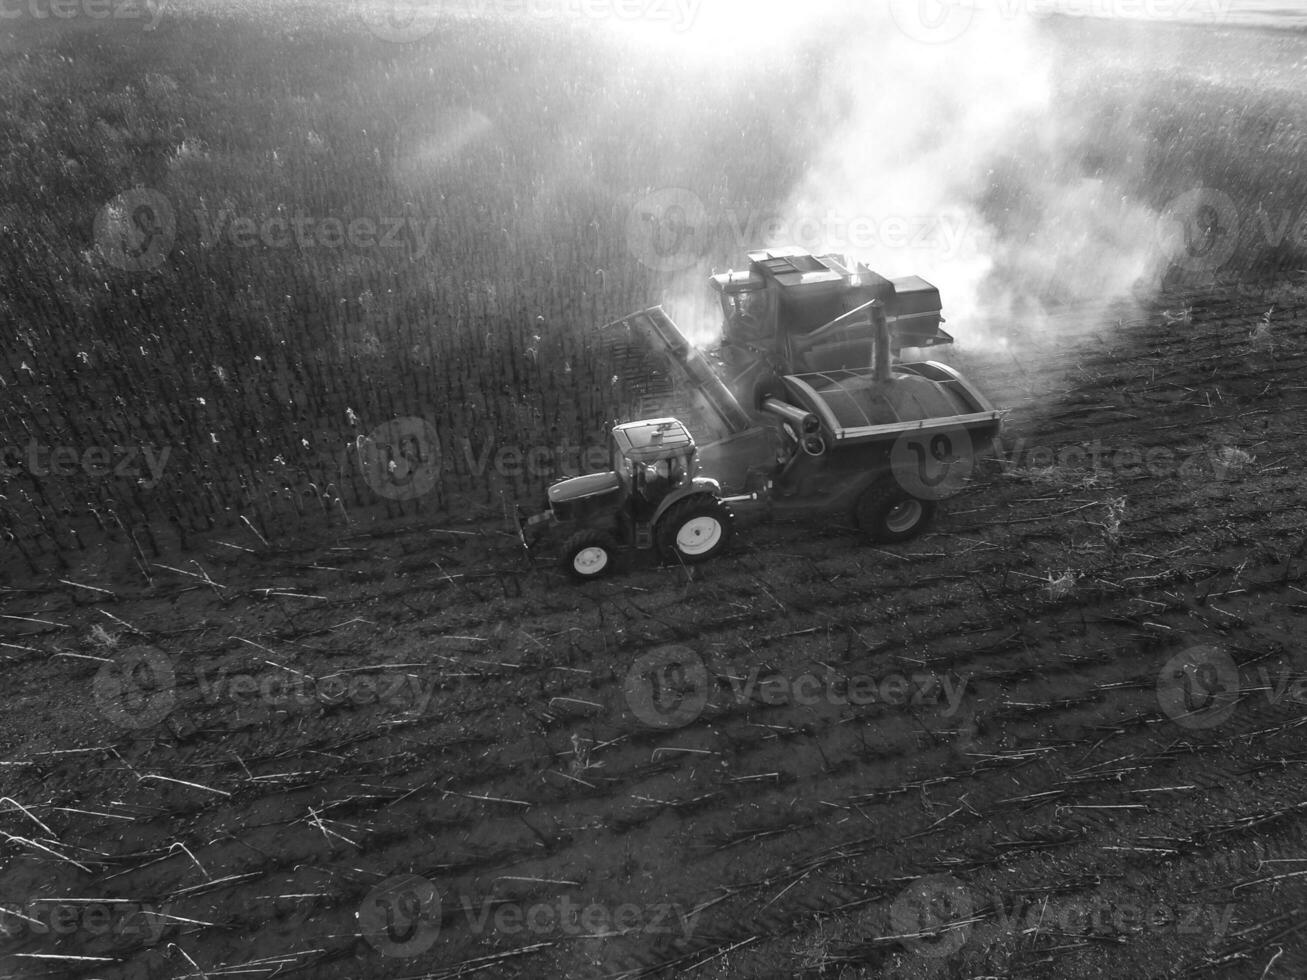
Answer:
[610, 418, 698, 515]
[539, 418, 700, 527]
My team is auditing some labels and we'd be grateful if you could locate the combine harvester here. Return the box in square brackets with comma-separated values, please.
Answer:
[518, 248, 1003, 580]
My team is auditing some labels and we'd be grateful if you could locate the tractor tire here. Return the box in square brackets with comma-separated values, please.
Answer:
[560, 530, 618, 581]
[855, 481, 936, 544]
[657, 498, 734, 565]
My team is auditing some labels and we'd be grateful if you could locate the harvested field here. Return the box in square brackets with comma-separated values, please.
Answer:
[2, 2, 1307, 978]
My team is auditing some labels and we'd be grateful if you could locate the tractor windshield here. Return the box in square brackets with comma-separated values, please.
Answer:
[632, 452, 693, 505]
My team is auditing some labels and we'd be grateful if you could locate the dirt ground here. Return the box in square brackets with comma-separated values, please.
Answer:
[2, 281, 1306, 979]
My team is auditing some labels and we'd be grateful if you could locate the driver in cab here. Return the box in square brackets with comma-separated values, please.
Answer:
[641, 459, 673, 502]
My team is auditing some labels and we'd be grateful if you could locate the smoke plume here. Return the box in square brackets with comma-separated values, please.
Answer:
[775, 4, 1167, 348]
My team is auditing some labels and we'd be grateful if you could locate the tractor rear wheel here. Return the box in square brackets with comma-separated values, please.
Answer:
[561, 530, 618, 581]
[657, 498, 734, 565]
[855, 481, 936, 543]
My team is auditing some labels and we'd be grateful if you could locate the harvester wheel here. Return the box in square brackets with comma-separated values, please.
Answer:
[855, 481, 936, 544]
[657, 498, 733, 565]
[561, 530, 618, 581]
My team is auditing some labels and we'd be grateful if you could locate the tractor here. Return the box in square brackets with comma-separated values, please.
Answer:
[517, 417, 736, 580]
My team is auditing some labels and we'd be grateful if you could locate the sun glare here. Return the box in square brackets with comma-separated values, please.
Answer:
[588, 0, 848, 60]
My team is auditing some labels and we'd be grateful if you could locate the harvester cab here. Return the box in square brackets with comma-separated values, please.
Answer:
[517, 418, 734, 580]
[711, 247, 955, 408]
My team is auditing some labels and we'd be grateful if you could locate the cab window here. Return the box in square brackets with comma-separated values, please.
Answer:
[722, 288, 772, 345]
[613, 445, 632, 482]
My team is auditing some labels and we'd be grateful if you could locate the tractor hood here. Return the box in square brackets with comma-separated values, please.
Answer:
[549, 471, 622, 506]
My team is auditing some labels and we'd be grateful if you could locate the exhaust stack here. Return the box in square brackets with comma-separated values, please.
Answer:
[872, 301, 893, 383]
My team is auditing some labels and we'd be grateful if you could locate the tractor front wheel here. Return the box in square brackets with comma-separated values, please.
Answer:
[855, 481, 936, 543]
[657, 498, 734, 565]
[561, 530, 618, 581]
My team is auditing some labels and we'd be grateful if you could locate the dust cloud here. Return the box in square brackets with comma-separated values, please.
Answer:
[622, 1, 1195, 350]
[775, 3, 1170, 349]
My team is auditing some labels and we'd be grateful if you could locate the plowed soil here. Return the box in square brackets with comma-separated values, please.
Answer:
[4, 282, 1306, 979]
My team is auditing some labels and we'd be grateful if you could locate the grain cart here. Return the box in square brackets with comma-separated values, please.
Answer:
[519, 295, 1003, 580]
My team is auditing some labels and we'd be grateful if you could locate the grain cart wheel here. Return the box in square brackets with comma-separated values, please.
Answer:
[658, 498, 734, 565]
[561, 530, 618, 581]
[855, 481, 937, 544]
